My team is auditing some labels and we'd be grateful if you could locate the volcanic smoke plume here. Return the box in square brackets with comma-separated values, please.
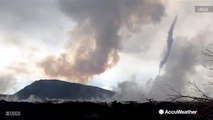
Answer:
[159, 16, 177, 74]
[39, 0, 165, 83]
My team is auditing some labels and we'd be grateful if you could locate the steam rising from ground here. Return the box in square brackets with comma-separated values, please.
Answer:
[149, 39, 200, 100]
[115, 17, 201, 101]
[39, 0, 165, 83]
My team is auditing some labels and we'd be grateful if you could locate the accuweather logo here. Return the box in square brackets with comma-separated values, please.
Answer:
[158, 109, 197, 115]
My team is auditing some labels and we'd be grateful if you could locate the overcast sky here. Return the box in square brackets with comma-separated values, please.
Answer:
[1, 0, 213, 101]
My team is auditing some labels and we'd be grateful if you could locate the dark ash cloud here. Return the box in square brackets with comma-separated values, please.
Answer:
[159, 16, 177, 74]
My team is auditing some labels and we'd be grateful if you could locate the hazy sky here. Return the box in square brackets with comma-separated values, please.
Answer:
[1, 0, 213, 100]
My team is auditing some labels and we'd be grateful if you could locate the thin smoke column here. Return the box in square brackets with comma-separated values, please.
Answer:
[159, 16, 177, 74]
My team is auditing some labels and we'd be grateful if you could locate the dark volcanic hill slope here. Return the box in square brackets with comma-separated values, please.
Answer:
[13, 79, 115, 100]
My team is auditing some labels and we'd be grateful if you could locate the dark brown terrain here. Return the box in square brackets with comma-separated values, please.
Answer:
[0, 100, 212, 120]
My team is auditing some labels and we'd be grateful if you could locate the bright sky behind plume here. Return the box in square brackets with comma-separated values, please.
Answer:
[1, 0, 213, 97]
